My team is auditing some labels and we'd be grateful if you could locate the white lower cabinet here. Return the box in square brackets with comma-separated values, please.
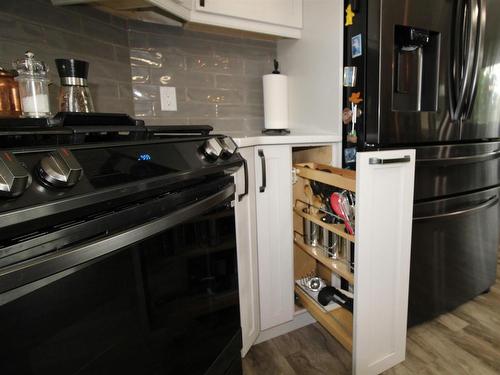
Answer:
[253, 145, 294, 331]
[234, 143, 415, 375]
[235, 144, 294, 356]
[234, 147, 260, 357]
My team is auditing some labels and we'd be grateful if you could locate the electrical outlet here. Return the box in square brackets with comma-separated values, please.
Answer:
[160, 86, 177, 111]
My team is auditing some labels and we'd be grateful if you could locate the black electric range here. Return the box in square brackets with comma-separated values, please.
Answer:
[0, 113, 245, 375]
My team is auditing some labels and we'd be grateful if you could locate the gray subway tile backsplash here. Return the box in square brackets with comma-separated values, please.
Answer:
[216, 104, 264, 118]
[245, 90, 264, 105]
[131, 66, 151, 84]
[187, 88, 243, 105]
[45, 28, 117, 62]
[81, 17, 129, 47]
[0, 14, 46, 45]
[130, 49, 164, 68]
[186, 55, 244, 74]
[150, 70, 216, 88]
[8, 0, 84, 33]
[0, 0, 275, 131]
[215, 74, 262, 90]
[129, 19, 274, 131]
[0, 0, 133, 115]
[118, 83, 133, 100]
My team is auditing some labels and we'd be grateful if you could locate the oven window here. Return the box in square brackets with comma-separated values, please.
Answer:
[0, 202, 239, 375]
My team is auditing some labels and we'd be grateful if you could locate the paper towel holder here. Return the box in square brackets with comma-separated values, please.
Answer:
[263, 59, 290, 134]
[262, 128, 291, 135]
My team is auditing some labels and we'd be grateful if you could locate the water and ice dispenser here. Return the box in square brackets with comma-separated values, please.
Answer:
[393, 25, 440, 112]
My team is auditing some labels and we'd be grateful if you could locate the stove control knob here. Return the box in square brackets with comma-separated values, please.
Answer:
[38, 148, 83, 187]
[0, 151, 30, 198]
[218, 137, 238, 159]
[201, 138, 223, 161]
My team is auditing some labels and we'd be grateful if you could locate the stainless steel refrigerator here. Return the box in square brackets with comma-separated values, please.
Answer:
[343, 0, 500, 326]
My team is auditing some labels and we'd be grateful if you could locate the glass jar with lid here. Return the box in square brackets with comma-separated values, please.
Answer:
[13, 51, 51, 118]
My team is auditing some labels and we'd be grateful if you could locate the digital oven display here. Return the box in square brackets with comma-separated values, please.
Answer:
[137, 153, 152, 161]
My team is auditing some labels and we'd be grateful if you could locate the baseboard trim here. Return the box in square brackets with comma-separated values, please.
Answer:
[255, 311, 316, 345]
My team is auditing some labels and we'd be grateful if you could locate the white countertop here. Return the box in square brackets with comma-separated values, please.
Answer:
[220, 129, 342, 147]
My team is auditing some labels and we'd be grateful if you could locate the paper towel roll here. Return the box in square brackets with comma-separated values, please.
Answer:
[263, 74, 288, 130]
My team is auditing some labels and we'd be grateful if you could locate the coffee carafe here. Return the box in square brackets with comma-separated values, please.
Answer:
[55, 59, 94, 113]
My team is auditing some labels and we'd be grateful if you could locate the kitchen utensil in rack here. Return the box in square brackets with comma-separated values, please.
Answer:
[294, 229, 351, 268]
[302, 208, 321, 246]
[317, 286, 354, 313]
[298, 272, 325, 292]
[321, 226, 339, 257]
[295, 199, 352, 261]
[330, 192, 355, 235]
[296, 199, 345, 225]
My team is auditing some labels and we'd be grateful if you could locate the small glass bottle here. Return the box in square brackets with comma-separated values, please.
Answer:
[13, 51, 51, 118]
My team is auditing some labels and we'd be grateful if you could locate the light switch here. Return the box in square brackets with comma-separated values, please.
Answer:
[160, 86, 177, 111]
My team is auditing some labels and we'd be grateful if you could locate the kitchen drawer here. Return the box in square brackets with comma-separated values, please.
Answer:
[291, 146, 415, 374]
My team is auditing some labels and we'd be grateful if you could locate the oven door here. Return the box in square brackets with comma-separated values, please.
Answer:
[0, 182, 241, 375]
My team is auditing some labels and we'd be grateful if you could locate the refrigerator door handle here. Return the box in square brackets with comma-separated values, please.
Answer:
[450, 0, 477, 121]
[414, 195, 499, 221]
[449, 0, 464, 116]
[417, 148, 500, 166]
[464, 0, 486, 119]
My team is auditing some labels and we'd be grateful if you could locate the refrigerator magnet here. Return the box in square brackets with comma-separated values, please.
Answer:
[351, 34, 362, 58]
[344, 147, 357, 164]
[345, 4, 355, 26]
[348, 91, 363, 104]
[343, 66, 357, 87]
[343, 108, 353, 125]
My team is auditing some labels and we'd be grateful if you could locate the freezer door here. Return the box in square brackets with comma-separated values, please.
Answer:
[413, 141, 500, 200]
[463, 0, 500, 140]
[408, 186, 499, 326]
[367, 0, 458, 145]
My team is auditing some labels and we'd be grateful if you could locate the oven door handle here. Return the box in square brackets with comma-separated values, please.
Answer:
[0, 184, 235, 295]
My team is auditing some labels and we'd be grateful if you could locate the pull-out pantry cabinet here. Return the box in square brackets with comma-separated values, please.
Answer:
[234, 143, 415, 374]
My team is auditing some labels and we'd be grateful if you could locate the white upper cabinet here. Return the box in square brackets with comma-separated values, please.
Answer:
[156, 0, 303, 37]
[52, 0, 303, 38]
[194, 0, 302, 29]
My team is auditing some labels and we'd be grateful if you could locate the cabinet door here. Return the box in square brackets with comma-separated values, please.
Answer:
[195, 0, 302, 28]
[354, 150, 416, 375]
[234, 148, 260, 356]
[254, 145, 294, 330]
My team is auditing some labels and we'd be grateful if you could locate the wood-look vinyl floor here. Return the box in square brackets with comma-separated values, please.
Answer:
[243, 254, 500, 375]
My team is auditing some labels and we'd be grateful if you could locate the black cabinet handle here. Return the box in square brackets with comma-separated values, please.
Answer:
[238, 158, 248, 202]
[200, 0, 205, 6]
[258, 149, 266, 193]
